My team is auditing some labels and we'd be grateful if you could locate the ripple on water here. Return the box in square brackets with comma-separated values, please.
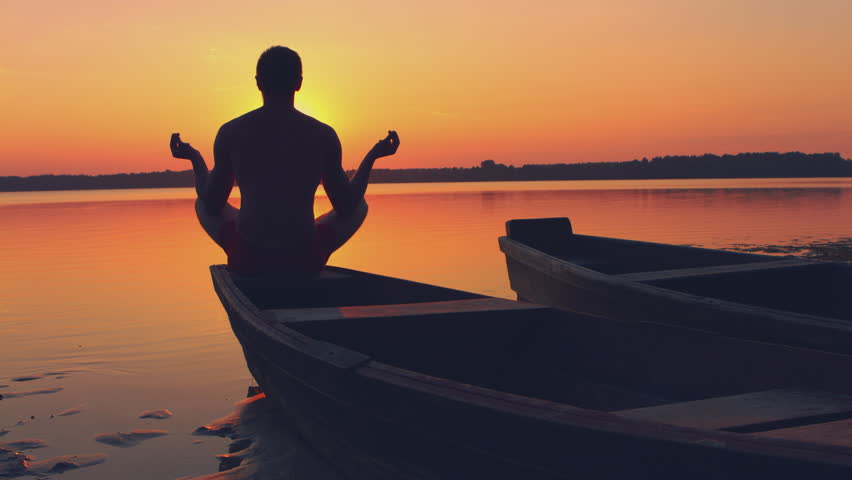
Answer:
[0, 449, 108, 478]
[55, 407, 83, 417]
[138, 409, 173, 420]
[1, 387, 63, 399]
[0, 440, 106, 479]
[94, 430, 168, 448]
[722, 237, 852, 262]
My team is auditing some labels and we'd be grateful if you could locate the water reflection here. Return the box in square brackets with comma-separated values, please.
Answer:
[1, 180, 851, 477]
[188, 393, 342, 480]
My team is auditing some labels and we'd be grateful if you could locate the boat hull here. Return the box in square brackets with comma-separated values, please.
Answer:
[230, 312, 852, 479]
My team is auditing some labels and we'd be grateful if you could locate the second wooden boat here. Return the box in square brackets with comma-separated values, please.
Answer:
[498, 217, 852, 354]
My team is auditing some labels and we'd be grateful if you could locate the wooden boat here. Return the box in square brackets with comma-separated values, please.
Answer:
[499, 217, 852, 355]
[211, 264, 852, 478]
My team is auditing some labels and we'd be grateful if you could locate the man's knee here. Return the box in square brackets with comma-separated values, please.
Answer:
[335, 198, 368, 222]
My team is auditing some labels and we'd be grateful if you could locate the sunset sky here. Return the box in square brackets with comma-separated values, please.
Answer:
[2, 1, 851, 176]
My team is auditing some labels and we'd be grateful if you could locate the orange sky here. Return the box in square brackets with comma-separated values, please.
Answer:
[2, 1, 852, 176]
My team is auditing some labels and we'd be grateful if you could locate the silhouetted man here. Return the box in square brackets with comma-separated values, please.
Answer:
[170, 46, 399, 275]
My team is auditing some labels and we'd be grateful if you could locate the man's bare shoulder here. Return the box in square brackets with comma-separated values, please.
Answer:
[219, 108, 263, 135]
[295, 111, 338, 141]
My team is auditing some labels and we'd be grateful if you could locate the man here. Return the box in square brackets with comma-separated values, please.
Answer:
[170, 46, 399, 275]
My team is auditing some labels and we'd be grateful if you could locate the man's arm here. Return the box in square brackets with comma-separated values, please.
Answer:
[203, 125, 235, 213]
[322, 129, 399, 215]
[169, 130, 234, 214]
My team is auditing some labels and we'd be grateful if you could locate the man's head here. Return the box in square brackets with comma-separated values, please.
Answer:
[256, 46, 302, 95]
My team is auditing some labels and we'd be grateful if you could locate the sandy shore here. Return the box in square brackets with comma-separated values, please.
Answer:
[0, 369, 337, 479]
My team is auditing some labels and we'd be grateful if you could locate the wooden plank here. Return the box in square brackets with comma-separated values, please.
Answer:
[757, 418, 852, 448]
[615, 389, 852, 431]
[230, 269, 352, 286]
[300, 339, 371, 369]
[266, 298, 548, 323]
[615, 258, 815, 283]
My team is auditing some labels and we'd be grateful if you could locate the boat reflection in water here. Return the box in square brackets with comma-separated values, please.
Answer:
[212, 264, 852, 479]
[190, 389, 343, 480]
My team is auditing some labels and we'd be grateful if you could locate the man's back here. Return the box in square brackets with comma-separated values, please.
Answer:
[171, 46, 397, 276]
[221, 107, 335, 250]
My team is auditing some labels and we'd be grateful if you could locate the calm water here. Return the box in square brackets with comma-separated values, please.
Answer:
[1, 178, 851, 478]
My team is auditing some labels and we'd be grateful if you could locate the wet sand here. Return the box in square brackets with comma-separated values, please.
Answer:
[0, 367, 242, 479]
[1, 373, 339, 479]
[1, 437, 107, 477]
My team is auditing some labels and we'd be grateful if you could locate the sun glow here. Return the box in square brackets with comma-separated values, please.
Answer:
[295, 91, 339, 130]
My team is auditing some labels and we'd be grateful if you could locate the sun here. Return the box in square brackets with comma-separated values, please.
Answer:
[295, 91, 339, 126]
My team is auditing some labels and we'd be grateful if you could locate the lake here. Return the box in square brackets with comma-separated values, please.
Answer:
[1, 178, 851, 478]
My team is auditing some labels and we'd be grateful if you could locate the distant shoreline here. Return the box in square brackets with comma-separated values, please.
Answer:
[2, 152, 851, 192]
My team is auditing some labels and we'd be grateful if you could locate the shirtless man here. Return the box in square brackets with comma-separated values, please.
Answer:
[169, 46, 399, 275]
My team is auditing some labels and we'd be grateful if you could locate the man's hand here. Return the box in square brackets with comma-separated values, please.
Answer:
[170, 133, 202, 161]
[367, 130, 400, 159]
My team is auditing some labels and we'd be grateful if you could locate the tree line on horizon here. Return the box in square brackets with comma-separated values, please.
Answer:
[2, 152, 851, 192]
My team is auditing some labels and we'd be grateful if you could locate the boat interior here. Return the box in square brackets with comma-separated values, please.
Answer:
[231, 267, 852, 443]
[555, 235, 851, 320]
[637, 261, 852, 320]
[560, 234, 781, 274]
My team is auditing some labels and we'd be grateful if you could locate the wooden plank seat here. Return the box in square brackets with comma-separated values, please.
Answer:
[757, 418, 852, 448]
[615, 389, 852, 433]
[231, 269, 353, 285]
[615, 258, 816, 283]
[266, 298, 548, 323]
[263, 299, 550, 374]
